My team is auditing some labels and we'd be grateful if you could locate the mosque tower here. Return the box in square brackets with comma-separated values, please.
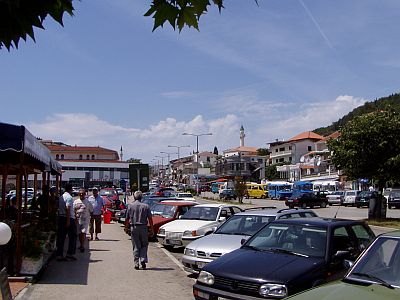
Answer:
[240, 125, 245, 147]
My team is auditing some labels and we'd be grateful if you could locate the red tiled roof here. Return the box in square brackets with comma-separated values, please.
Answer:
[45, 144, 118, 154]
[198, 151, 217, 156]
[327, 131, 341, 139]
[58, 159, 121, 163]
[225, 146, 258, 153]
[288, 131, 324, 142]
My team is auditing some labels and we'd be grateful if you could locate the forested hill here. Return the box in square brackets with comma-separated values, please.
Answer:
[313, 93, 400, 136]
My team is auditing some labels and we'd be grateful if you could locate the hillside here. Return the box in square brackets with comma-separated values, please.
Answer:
[313, 93, 400, 136]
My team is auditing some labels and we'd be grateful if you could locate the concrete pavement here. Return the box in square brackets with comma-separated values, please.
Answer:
[17, 219, 194, 300]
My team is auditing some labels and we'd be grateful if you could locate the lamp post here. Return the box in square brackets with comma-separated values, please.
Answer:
[167, 145, 191, 159]
[182, 132, 212, 193]
[160, 151, 177, 182]
[155, 155, 167, 180]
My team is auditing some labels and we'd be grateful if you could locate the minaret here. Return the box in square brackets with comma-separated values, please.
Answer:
[240, 125, 245, 147]
[120, 146, 123, 161]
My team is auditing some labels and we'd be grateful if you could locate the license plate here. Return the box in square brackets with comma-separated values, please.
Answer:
[167, 239, 182, 246]
[287, 199, 293, 202]
[197, 261, 207, 268]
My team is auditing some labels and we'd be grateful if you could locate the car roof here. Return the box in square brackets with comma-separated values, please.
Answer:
[194, 203, 236, 208]
[380, 230, 400, 238]
[270, 217, 367, 227]
[155, 201, 196, 206]
[235, 207, 315, 217]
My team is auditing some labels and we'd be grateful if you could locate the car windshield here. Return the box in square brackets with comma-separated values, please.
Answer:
[347, 236, 400, 288]
[180, 206, 219, 221]
[215, 215, 275, 236]
[346, 192, 356, 196]
[100, 190, 116, 196]
[151, 204, 176, 218]
[245, 223, 327, 258]
[143, 198, 161, 207]
[331, 191, 344, 195]
[390, 192, 400, 198]
[359, 191, 370, 197]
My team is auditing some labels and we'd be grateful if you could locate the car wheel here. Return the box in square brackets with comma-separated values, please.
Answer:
[301, 203, 307, 209]
[320, 202, 327, 208]
[288, 204, 294, 209]
[164, 245, 174, 251]
[388, 205, 392, 209]
[312, 279, 326, 287]
[356, 205, 360, 208]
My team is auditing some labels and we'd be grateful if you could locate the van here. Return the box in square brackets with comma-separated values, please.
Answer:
[245, 183, 267, 199]
[342, 190, 360, 206]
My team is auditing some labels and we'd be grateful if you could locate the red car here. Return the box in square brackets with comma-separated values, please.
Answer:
[150, 201, 197, 238]
[99, 188, 119, 208]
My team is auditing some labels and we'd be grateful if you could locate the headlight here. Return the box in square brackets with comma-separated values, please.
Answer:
[197, 271, 215, 285]
[184, 248, 196, 256]
[158, 228, 165, 235]
[259, 284, 287, 298]
[183, 230, 197, 237]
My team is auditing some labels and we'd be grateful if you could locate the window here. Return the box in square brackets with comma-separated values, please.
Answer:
[275, 149, 278, 153]
[279, 158, 284, 162]
[308, 146, 312, 151]
[56, 154, 59, 160]
[86, 154, 90, 160]
[279, 147, 285, 151]
[289, 146, 292, 150]
[231, 207, 242, 214]
[79, 155, 83, 160]
[61, 154, 64, 160]
[289, 157, 292, 162]
[91, 155, 95, 160]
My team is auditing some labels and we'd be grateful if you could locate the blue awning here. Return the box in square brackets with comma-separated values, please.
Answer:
[0, 122, 60, 173]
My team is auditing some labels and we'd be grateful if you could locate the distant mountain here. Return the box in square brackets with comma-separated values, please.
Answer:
[313, 93, 400, 136]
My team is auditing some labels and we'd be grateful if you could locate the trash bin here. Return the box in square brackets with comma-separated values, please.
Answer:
[103, 210, 112, 224]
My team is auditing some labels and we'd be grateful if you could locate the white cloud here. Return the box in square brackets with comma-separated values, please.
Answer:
[28, 113, 240, 163]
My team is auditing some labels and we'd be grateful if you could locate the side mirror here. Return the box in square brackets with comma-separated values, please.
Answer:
[343, 259, 354, 269]
[241, 238, 247, 245]
[218, 217, 226, 222]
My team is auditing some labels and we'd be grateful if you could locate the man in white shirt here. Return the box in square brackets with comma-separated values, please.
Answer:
[88, 187, 106, 241]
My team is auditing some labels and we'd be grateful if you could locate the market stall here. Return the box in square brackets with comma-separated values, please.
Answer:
[0, 122, 62, 275]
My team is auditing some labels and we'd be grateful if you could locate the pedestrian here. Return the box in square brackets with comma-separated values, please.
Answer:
[56, 183, 78, 261]
[88, 187, 105, 241]
[125, 191, 154, 270]
[74, 188, 93, 252]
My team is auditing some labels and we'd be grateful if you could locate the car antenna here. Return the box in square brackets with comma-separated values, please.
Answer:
[333, 206, 340, 219]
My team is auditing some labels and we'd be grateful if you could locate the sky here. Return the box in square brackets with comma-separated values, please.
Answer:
[1, 0, 400, 164]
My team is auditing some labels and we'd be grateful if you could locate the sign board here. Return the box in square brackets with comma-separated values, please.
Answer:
[0, 267, 12, 300]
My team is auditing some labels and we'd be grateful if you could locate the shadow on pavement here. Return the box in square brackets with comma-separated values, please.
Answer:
[144, 267, 174, 271]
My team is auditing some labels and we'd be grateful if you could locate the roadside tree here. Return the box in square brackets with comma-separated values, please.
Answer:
[327, 110, 400, 218]
[234, 176, 246, 204]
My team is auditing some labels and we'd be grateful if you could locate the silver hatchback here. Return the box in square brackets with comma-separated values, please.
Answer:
[181, 207, 318, 274]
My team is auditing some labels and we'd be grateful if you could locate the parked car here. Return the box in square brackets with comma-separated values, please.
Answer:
[173, 192, 196, 202]
[286, 192, 328, 209]
[182, 208, 318, 274]
[116, 188, 124, 195]
[154, 187, 175, 197]
[219, 189, 236, 200]
[150, 201, 197, 240]
[342, 190, 360, 207]
[388, 190, 400, 209]
[326, 191, 345, 205]
[157, 204, 243, 249]
[355, 190, 381, 208]
[193, 217, 375, 300]
[286, 230, 400, 300]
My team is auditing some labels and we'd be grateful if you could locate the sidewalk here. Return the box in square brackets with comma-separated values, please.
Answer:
[16, 220, 194, 300]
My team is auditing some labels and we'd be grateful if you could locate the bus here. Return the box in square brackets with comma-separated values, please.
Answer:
[211, 182, 225, 194]
[245, 182, 268, 199]
[268, 181, 293, 200]
[292, 181, 314, 197]
[312, 180, 341, 193]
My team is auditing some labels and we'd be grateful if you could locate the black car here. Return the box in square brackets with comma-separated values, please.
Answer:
[387, 190, 400, 209]
[193, 218, 375, 300]
[355, 190, 380, 208]
[285, 192, 328, 209]
[219, 189, 236, 200]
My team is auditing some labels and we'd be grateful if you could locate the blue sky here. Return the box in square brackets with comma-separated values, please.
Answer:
[1, 0, 400, 163]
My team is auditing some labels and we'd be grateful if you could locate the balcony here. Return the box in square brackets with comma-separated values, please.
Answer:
[270, 150, 293, 158]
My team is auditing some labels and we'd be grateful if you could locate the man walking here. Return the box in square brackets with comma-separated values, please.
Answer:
[56, 183, 78, 261]
[125, 191, 154, 270]
[88, 187, 105, 241]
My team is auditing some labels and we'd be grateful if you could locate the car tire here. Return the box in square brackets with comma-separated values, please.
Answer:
[320, 202, 327, 208]
[356, 205, 360, 208]
[312, 279, 326, 287]
[288, 204, 294, 209]
[164, 245, 174, 251]
[301, 203, 307, 209]
[388, 205, 392, 209]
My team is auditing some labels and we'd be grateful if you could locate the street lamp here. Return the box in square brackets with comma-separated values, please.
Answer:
[160, 151, 177, 181]
[167, 145, 191, 159]
[182, 132, 213, 193]
[155, 155, 167, 179]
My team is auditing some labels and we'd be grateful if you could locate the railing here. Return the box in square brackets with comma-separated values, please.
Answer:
[269, 150, 293, 158]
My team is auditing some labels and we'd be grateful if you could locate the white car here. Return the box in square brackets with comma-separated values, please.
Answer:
[174, 192, 196, 202]
[157, 204, 243, 249]
[342, 190, 360, 206]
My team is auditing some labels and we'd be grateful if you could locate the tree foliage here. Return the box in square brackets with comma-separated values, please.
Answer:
[126, 157, 142, 163]
[234, 176, 246, 204]
[144, 0, 224, 32]
[314, 93, 400, 136]
[0, 0, 74, 50]
[256, 148, 269, 156]
[327, 110, 400, 189]
[265, 162, 286, 181]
